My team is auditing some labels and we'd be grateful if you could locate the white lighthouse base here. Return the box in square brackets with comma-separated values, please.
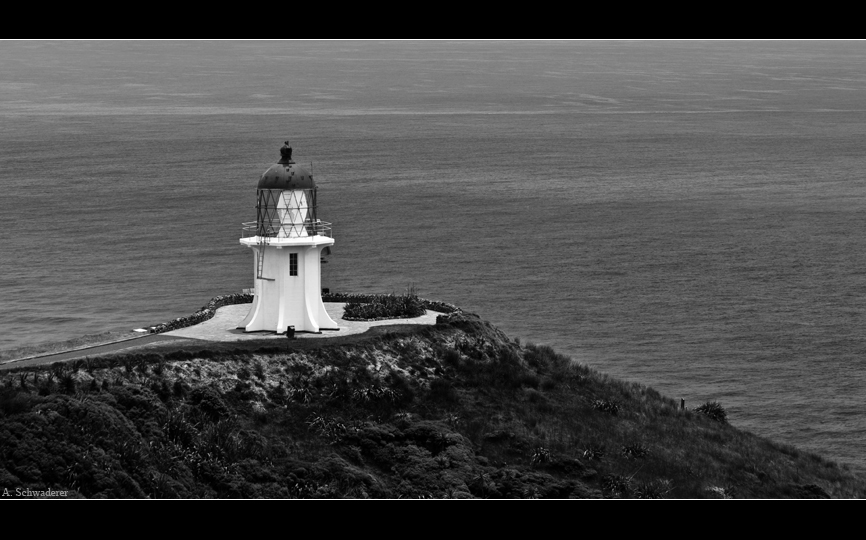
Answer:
[238, 236, 338, 334]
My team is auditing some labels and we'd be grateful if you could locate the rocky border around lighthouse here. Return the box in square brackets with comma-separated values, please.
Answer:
[147, 293, 254, 334]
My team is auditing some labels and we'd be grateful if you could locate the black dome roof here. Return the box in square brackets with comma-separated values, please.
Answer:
[257, 143, 316, 190]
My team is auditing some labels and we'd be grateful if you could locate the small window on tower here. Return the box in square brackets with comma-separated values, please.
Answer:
[290, 253, 298, 276]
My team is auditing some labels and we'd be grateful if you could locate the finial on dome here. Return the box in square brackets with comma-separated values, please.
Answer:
[280, 141, 293, 162]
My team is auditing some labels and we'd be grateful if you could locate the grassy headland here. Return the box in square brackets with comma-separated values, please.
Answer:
[1, 311, 862, 498]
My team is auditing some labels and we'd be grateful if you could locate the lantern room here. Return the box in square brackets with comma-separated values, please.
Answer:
[254, 143, 325, 239]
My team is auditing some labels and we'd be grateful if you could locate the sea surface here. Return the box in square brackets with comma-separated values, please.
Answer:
[2, 41, 865, 473]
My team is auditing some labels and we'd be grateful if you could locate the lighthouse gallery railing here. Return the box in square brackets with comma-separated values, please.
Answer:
[241, 220, 333, 239]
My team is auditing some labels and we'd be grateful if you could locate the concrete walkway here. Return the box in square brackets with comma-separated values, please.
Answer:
[163, 302, 442, 342]
[0, 303, 442, 370]
[0, 334, 201, 370]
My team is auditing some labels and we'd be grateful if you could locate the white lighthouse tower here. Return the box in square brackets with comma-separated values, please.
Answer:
[238, 142, 339, 334]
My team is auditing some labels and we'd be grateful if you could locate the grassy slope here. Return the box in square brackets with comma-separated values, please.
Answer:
[0, 312, 862, 499]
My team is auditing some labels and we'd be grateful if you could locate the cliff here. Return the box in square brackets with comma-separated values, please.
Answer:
[1, 311, 863, 499]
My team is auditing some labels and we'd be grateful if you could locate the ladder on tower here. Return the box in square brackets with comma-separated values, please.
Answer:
[256, 234, 275, 281]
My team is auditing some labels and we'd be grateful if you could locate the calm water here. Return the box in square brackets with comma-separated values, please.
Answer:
[2, 41, 866, 472]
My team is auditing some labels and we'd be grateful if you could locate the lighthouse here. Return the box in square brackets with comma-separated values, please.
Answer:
[238, 142, 339, 334]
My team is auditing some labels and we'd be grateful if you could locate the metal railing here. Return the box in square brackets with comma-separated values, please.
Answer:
[242, 220, 332, 239]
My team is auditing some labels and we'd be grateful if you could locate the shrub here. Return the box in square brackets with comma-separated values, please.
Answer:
[253, 362, 266, 380]
[634, 479, 672, 499]
[352, 386, 401, 404]
[38, 374, 55, 396]
[429, 379, 458, 403]
[621, 443, 649, 460]
[694, 401, 728, 424]
[343, 291, 426, 321]
[592, 399, 619, 416]
[0, 388, 32, 415]
[444, 412, 461, 428]
[387, 372, 415, 406]
[190, 386, 231, 422]
[583, 444, 605, 462]
[155, 379, 172, 401]
[525, 388, 545, 404]
[163, 409, 198, 447]
[706, 485, 736, 499]
[442, 348, 462, 367]
[60, 373, 76, 394]
[491, 348, 526, 389]
[601, 474, 631, 496]
[306, 414, 347, 444]
[530, 447, 551, 467]
[523, 343, 573, 375]
[287, 386, 314, 404]
[520, 372, 540, 389]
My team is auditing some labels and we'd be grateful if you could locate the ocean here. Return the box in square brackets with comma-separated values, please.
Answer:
[1, 40, 865, 473]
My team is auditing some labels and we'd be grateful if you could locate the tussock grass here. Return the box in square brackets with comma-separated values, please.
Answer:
[694, 401, 728, 424]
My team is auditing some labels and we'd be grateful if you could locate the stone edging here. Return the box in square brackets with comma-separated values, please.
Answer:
[148, 293, 254, 334]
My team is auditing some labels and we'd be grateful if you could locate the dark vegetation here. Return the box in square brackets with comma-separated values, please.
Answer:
[323, 290, 459, 316]
[1, 311, 862, 499]
[694, 401, 728, 424]
[342, 287, 427, 321]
